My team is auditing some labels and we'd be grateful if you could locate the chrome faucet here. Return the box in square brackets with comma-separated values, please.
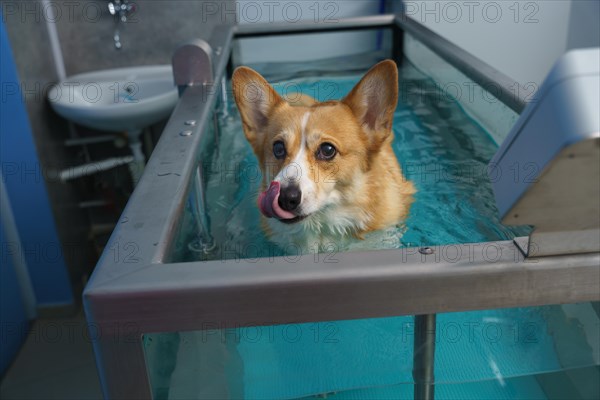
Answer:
[108, 0, 136, 49]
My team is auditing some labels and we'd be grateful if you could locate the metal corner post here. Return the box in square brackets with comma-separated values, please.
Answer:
[413, 314, 437, 400]
[392, 22, 404, 65]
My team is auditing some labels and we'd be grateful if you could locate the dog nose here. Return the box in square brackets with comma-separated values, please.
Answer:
[278, 185, 301, 212]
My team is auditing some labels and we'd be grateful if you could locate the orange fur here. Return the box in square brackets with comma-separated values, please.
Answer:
[232, 60, 416, 249]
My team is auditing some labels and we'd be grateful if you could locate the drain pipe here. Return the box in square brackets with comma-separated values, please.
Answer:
[126, 129, 145, 185]
[58, 156, 134, 182]
[41, 0, 66, 80]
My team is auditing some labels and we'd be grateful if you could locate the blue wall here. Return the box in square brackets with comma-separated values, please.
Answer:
[0, 223, 28, 375]
[1, 14, 74, 373]
[0, 16, 73, 307]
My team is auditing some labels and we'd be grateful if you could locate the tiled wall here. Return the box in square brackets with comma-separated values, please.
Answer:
[54, 0, 233, 75]
[1, 0, 233, 301]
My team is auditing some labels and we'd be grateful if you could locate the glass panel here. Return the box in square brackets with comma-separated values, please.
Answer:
[234, 29, 390, 66]
[434, 303, 600, 383]
[144, 316, 414, 400]
[143, 303, 600, 399]
[403, 32, 521, 145]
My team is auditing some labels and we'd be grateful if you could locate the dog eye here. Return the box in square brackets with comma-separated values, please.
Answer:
[317, 143, 337, 160]
[273, 141, 286, 159]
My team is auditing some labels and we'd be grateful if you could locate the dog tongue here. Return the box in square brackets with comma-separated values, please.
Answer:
[258, 181, 296, 220]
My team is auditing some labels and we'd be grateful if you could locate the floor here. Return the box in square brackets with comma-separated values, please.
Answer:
[0, 313, 103, 400]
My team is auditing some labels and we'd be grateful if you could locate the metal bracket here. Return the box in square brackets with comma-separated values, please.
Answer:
[515, 229, 600, 257]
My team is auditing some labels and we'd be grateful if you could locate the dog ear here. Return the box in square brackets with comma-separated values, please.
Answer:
[232, 67, 284, 150]
[342, 60, 398, 146]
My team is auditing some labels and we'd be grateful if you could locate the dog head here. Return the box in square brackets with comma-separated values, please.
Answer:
[232, 60, 399, 228]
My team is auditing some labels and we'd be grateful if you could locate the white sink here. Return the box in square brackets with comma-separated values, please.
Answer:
[48, 65, 178, 132]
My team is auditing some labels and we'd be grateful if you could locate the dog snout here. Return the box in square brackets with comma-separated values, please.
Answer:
[278, 185, 301, 212]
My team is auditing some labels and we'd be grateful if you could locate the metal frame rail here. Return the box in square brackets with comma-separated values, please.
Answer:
[84, 14, 599, 400]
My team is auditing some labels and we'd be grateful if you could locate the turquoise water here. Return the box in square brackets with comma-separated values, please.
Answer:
[149, 57, 599, 400]
[171, 57, 529, 262]
[143, 304, 599, 399]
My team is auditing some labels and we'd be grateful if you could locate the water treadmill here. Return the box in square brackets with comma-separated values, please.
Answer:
[84, 14, 600, 400]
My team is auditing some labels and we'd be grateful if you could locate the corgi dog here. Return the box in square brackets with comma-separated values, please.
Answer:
[232, 60, 416, 251]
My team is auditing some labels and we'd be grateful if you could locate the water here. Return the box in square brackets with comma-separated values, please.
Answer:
[171, 55, 530, 263]
[148, 55, 598, 399]
[143, 303, 599, 399]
